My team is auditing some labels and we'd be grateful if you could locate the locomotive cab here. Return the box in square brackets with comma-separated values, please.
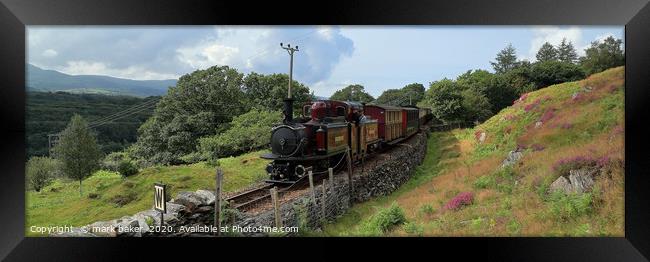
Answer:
[262, 100, 365, 183]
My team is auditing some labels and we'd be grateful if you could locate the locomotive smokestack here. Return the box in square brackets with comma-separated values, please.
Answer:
[281, 42, 299, 124]
[284, 98, 294, 124]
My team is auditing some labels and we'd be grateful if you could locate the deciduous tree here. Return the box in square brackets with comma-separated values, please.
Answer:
[52, 114, 102, 196]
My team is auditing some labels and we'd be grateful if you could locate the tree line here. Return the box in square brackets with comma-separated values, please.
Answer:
[423, 36, 623, 123]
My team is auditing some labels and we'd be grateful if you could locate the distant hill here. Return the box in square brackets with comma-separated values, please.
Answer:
[26, 64, 177, 97]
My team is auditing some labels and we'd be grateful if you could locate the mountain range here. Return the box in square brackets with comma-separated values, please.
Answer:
[26, 64, 177, 97]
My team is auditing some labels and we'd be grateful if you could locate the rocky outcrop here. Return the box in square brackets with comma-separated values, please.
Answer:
[549, 167, 598, 194]
[501, 149, 524, 168]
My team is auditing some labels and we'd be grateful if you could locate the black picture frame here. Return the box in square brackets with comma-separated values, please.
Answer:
[1, 0, 649, 260]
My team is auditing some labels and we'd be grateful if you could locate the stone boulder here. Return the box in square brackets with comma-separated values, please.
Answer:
[549, 176, 573, 194]
[195, 189, 216, 206]
[568, 168, 597, 193]
[501, 149, 523, 168]
[549, 167, 598, 194]
[173, 191, 204, 211]
[478, 132, 486, 143]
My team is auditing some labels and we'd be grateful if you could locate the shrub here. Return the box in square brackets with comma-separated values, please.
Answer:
[198, 108, 282, 158]
[145, 216, 154, 227]
[494, 167, 516, 194]
[552, 155, 610, 176]
[87, 192, 100, 199]
[524, 99, 541, 112]
[473, 175, 495, 189]
[531, 144, 545, 152]
[402, 221, 424, 236]
[470, 217, 484, 231]
[514, 93, 529, 104]
[117, 160, 138, 177]
[539, 109, 555, 122]
[418, 204, 435, 216]
[547, 191, 593, 221]
[506, 219, 521, 234]
[109, 192, 138, 207]
[101, 151, 129, 171]
[179, 152, 206, 164]
[530, 60, 586, 88]
[122, 181, 135, 188]
[359, 202, 406, 235]
[444, 192, 474, 210]
[26, 156, 59, 192]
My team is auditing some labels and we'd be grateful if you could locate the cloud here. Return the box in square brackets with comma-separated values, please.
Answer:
[27, 26, 354, 84]
[527, 26, 582, 61]
[175, 27, 354, 84]
[42, 49, 58, 57]
[176, 41, 240, 69]
[61, 60, 180, 80]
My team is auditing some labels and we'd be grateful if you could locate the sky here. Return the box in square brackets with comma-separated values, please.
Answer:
[27, 26, 623, 98]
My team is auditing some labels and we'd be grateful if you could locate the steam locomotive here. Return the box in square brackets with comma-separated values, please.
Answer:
[262, 98, 432, 183]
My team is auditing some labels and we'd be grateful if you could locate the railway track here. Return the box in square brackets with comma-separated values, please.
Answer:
[225, 125, 431, 213]
[224, 169, 330, 212]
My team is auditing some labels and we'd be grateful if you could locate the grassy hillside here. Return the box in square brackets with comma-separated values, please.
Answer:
[26, 150, 270, 236]
[321, 66, 624, 236]
[26, 91, 157, 157]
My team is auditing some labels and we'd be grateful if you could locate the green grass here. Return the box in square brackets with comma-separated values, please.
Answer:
[26, 150, 270, 236]
[320, 132, 450, 236]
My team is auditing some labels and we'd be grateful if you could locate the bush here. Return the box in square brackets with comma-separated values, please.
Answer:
[494, 167, 516, 194]
[198, 108, 282, 158]
[87, 192, 100, 199]
[552, 155, 609, 176]
[547, 191, 593, 221]
[418, 204, 435, 216]
[444, 192, 474, 210]
[179, 152, 206, 164]
[473, 175, 496, 189]
[117, 160, 138, 177]
[101, 151, 130, 171]
[359, 202, 406, 235]
[402, 221, 424, 236]
[122, 180, 135, 188]
[109, 192, 138, 207]
[530, 60, 585, 88]
[26, 156, 59, 192]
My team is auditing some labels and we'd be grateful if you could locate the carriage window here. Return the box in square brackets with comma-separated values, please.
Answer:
[303, 105, 311, 117]
[336, 106, 345, 117]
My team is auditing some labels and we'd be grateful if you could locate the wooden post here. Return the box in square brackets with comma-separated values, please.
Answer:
[270, 187, 282, 228]
[214, 169, 223, 236]
[308, 171, 316, 204]
[321, 179, 327, 222]
[346, 148, 353, 198]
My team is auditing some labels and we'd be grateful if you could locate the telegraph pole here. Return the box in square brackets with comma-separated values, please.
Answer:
[280, 42, 299, 123]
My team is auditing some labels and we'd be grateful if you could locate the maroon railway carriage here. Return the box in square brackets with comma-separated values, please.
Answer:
[364, 105, 402, 144]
